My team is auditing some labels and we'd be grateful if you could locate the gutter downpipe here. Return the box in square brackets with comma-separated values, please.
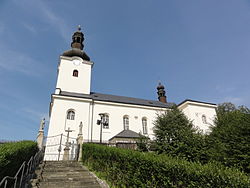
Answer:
[90, 99, 94, 142]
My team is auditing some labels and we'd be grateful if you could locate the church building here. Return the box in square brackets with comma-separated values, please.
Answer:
[44, 27, 217, 160]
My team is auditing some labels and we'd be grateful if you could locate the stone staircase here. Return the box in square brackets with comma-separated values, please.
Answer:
[30, 161, 104, 188]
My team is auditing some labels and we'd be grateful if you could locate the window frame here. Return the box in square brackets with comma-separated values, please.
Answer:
[67, 110, 75, 120]
[202, 114, 207, 124]
[142, 117, 148, 134]
[102, 114, 109, 129]
[73, 70, 78, 77]
[123, 115, 129, 130]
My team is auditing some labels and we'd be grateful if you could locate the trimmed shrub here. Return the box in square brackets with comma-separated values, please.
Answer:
[0, 141, 38, 180]
[82, 144, 250, 188]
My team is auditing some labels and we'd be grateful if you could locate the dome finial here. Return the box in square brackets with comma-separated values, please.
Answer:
[78, 25, 81, 31]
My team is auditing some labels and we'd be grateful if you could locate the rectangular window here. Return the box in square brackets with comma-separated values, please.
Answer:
[103, 114, 109, 129]
[123, 116, 129, 130]
[142, 119, 148, 134]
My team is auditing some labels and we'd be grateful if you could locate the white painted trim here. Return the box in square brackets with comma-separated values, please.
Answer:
[53, 94, 170, 111]
[52, 94, 92, 103]
[178, 101, 217, 109]
[60, 55, 94, 66]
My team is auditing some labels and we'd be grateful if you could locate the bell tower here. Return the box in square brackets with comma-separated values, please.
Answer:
[157, 82, 167, 103]
[71, 25, 84, 50]
[55, 26, 93, 94]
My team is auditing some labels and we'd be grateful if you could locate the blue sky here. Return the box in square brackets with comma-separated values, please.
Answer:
[0, 0, 250, 140]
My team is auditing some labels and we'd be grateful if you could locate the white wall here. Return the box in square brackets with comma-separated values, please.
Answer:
[91, 101, 167, 142]
[45, 92, 218, 161]
[56, 56, 93, 94]
[47, 95, 168, 141]
[178, 101, 217, 133]
[44, 96, 91, 160]
[44, 95, 168, 160]
[47, 96, 91, 138]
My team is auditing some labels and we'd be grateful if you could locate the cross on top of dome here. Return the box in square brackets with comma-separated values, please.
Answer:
[78, 25, 81, 31]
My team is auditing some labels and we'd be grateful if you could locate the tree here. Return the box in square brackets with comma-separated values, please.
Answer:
[208, 103, 250, 173]
[136, 133, 150, 152]
[216, 102, 237, 114]
[153, 106, 207, 162]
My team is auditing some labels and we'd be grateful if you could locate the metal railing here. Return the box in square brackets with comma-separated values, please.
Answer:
[43, 133, 79, 161]
[0, 149, 44, 188]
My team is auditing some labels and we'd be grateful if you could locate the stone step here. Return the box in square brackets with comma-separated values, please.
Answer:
[44, 163, 82, 168]
[39, 180, 101, 187]
[43, 167, 87, 172]
[41, 175, 92, 180]
[42, 175, 96, 180]
[42, 171, 91, 177]
[45, 162, 80, 166]
[39, 183, 101, 188]
[44, 165, 85, 169]
[44, 164, 84, 167]
[44, 165, 83, 168]
[31, 161, 103, 188]
[41, 179, 96, 184]
[41, 174, 92, 179]
[45, 161, 79, 164]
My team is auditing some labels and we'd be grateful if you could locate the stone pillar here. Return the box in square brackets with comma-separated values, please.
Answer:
[63, 145, 70, 161]
[77, 122, 83, 161]
[63, 127, 73, 161]
[37, 131, 44, 150]
[37, 118, 45, 150]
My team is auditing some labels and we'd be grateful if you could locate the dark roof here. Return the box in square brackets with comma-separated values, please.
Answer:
[59, 91, 174, 108]
[109, 130, 141, 140]
[178, 99, 217, 107]
[62, 48, 90, 61]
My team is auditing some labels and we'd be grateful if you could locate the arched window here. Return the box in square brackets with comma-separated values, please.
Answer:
[202, 115, 207, 124]
[142, 117, 148, 134]
[103, 114, 109, 129]
[123, 115, 129, 130]
[73, 70, 78, 77]
[67, 110, 75, 120]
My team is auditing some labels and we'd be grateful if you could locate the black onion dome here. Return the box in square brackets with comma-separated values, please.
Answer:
[62, 25, 90, 61]
[157, 83, 165, 90]
[62, 48, 90, 61]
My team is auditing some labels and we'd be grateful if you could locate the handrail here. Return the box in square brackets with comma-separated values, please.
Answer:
[44, 133, 62, 138]
[0, 149, 44, 188]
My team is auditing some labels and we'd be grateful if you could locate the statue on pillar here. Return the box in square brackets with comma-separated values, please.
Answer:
[78, 121, 83, 136]
[37, 118, 45, 150]
[39, 118, 45, 131]
[77, 122, 84, 161]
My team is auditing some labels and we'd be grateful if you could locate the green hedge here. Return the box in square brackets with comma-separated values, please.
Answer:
[0, 141, 38, 180]
[82, 144, 250, 188]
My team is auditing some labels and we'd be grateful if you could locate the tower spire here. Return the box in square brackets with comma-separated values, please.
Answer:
[157, 82, 167, 103]
[71, 25, 84, 50]
[62, 26, 90, 61]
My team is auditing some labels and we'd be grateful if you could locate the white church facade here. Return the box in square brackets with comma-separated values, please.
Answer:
[44, 27, 217, 160]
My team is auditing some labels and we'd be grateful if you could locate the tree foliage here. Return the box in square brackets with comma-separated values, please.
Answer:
[0, 141, 38, 180]
[153, 106, 206, 162]
[136, 133, 150, 152]
[207, 103, 250, 173]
